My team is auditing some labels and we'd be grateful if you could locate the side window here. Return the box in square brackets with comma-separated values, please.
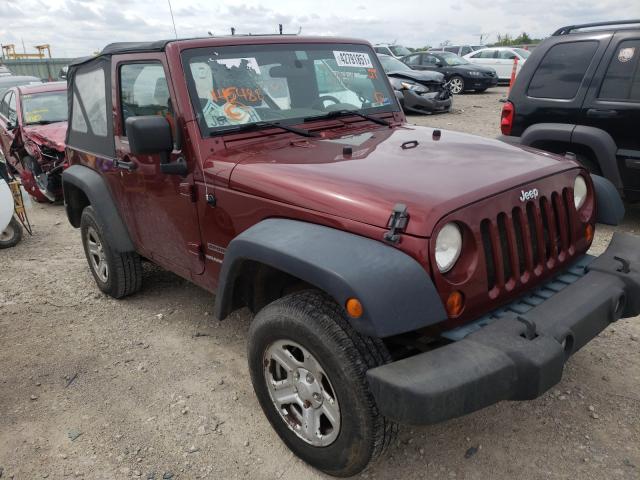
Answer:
[599, 39, 640, 102]
[72, 68, 107, 136]
[423, 54, 439, 65]
[0, 91, 11, 118]
[7, 92, 17, 122]
[444, 47, 457, 54]
[120, 63, 171, 135]
[528, 41, 599, 99]
[461, 46, 472, 56]
[498, 50, 517, 60]
[405, 54, 421, 66]
[374, 47, 385, 54]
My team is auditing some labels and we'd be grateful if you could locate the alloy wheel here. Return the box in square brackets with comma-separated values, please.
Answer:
[263, 339, 341, 447]
[449, 77, 464, 94]
[86, 226, 109, 282]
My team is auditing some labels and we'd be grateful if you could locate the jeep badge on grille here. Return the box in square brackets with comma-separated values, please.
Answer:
[519, 188, 539, 202]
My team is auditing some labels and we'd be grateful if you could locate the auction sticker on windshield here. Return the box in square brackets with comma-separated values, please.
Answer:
[333, 51, 373, 68]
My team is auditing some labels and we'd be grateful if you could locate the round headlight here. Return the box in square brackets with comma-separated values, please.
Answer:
[435, 223, 463, 273]
[574, 175, 587, 210]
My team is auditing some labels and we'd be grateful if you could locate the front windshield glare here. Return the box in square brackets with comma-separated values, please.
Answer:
[379, 55, 411, 72]
[183, 44, 397, 135]
[22, 91, 68, 124]
[440, 53, 468, 66]
[389, 45, 411, 57]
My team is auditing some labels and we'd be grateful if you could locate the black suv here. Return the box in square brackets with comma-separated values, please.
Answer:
[500, 20, 640, 200]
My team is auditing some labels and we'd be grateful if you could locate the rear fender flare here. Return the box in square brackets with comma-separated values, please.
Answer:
[214, 219, 447, 338]
[62, 164, 134, 253]
[520, 123, 622, 190]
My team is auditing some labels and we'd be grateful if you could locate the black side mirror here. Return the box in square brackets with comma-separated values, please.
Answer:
[6, 121, 15, 131]
[125, 116, 187, 176]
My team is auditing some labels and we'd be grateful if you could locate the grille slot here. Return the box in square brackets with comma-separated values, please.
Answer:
[481, 191, 577, 293]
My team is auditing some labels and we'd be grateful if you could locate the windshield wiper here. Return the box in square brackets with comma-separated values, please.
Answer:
[212, 120, 318, 138]
[305, 109, 391, 127]
[27, 120, 57, 125]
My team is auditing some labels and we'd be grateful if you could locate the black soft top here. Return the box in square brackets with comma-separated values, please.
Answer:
[69, 40, 172, 67]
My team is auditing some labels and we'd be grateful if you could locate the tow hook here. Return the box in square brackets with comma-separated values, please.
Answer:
[517, 315, 538, 340]
[613, 255, 630, 273]
[384, 203, 409, 244]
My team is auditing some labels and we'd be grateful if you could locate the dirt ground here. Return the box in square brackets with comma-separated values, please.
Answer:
[1, 87, 639, 480]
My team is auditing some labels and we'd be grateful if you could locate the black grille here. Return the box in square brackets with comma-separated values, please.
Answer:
[481, 190, 575, 292]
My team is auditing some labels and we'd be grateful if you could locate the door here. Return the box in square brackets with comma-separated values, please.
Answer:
[582, 33, 640, 194]
[113, 56, 205, 277]
[0, 91, 17, 164]
[419, 54, 442, 72]
[495, 49, 519, 79]
[468, 49, 497, 70]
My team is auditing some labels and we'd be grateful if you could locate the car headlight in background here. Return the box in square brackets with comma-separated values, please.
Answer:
[435, 223, 463, 273]
[400, 81, 428, 93]
[573, 175, 588, 210]
[468, 71, 482, 77]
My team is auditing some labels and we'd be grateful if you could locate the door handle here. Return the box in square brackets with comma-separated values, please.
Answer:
[115, 156, 137, 171]
[586, 109, 618, 118]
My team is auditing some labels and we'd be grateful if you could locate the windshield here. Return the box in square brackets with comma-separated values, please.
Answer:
[378, 55, 412, 73]
[22, 91, 68, 125]
[514, 48, 531, 59]
[388, 45, 411, 57]
[183, 43, 397, 135]
[438, 52, 469, 66]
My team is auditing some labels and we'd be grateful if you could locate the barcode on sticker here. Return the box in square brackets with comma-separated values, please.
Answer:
[333, 51, 373, 68]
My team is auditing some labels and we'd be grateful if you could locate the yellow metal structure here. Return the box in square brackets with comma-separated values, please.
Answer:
[2, 44, 52, 59]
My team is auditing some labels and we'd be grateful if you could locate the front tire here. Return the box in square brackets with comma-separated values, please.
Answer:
[80, 206, 142, 298]
[0, 217, 23, 248]
[448, 75, 465, 94]
[248, 291, 396, 477]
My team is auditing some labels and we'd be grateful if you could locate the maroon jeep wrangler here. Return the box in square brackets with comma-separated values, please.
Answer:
[62, 36, 640, 477]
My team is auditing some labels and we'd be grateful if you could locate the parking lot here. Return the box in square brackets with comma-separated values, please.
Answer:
[0, 86, 639, 480]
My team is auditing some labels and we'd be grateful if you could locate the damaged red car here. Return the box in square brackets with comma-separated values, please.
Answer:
[0, 82, 68, 202]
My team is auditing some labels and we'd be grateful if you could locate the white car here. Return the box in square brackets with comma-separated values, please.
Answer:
[463, 47, 531, 82]
[373, 44, 412, 59]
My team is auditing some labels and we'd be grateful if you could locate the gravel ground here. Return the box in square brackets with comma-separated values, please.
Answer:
[1, 86, 639, 480]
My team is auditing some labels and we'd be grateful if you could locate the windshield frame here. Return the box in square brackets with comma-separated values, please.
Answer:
[181, 42, 399, 138]
[20, 90, 68, 126]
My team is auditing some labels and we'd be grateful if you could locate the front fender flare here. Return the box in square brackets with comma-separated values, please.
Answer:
[62, 165, 135, 253]
[214, 219, 447, 338]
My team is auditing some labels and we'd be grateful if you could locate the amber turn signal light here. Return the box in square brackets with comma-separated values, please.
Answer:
[585, 224, 594, 243]
[346, 298, 363, 318]
[446, 291, 464, 317]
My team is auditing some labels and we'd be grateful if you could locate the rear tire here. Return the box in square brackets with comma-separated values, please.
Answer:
[80, 206, 142, 298]
[248, 290, 396, 477]
[0, 217, 23, 248]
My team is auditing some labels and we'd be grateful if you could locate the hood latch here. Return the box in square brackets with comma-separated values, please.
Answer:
[384, 203, 409, 244]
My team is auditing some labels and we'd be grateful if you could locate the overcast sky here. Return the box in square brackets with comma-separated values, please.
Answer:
[1, 0, 639, 58]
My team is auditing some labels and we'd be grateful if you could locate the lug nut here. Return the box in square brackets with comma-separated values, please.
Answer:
[313, 392, 321, 401]
[294, 372, 300, 380]
[306, 373, 314, 383]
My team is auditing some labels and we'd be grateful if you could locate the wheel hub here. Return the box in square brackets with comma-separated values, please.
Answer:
[294, 368, 323, 409]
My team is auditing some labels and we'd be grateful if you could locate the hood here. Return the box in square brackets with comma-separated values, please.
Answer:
[22, 121, 67, 151]
[227, 125, 577, 237]
[386, 69, 445, 83]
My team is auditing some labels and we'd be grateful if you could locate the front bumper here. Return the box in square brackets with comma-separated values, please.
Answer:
[465, 75, 499, 90]
[401, 89, 452, 114]
[367, 232, 640, 425]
